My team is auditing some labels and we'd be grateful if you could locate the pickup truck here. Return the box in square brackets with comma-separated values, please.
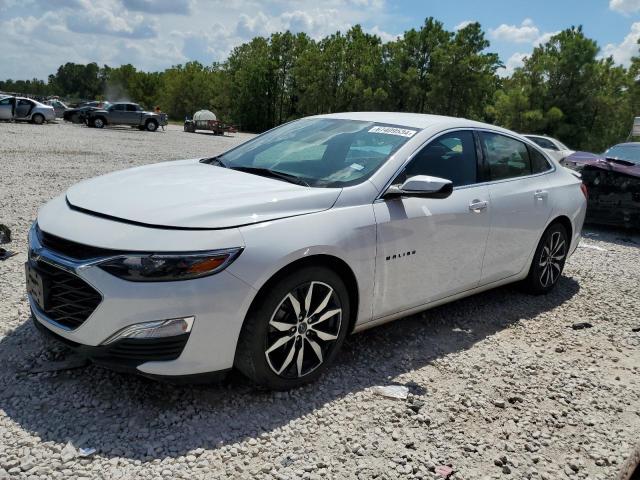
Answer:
[85, 102, 167, 131]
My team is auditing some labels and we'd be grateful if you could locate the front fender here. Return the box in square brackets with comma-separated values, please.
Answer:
[230, 205, 378, 326]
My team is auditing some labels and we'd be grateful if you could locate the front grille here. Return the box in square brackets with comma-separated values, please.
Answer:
[37, 226, 122, 260]
[36, 260, 102, 329]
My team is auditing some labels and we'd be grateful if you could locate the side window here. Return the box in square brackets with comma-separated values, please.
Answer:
[529, 146, 552, 174]
[529, 136, 558, 150]
[113, 104, 126, 111]
[480, 132, 531, 181]
[18, 99, 33, 106]
[403, 131, 477, 187]
[126, 104, 139, 112]
[0, 98, 12, 105]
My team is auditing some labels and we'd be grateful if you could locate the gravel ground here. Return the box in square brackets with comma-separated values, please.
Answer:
[0, 121, 639, 480]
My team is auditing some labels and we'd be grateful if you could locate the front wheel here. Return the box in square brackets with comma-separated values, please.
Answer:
[145, 120, 158, 132]
[523, 223, 568, 294]
[92, 117, 105, 128]
[235, 266, 350, 390]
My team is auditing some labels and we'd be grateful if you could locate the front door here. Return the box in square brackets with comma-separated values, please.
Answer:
[373, 130, 491, 319]
[0, 97, 12, 120]
[108, 104, 127, 123]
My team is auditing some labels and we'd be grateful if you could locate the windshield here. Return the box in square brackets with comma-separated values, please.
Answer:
[603, 144, 640, 164]
[217, 118, 419, 187]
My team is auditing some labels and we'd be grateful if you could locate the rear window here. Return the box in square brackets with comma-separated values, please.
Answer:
[529, 146, 553, 173]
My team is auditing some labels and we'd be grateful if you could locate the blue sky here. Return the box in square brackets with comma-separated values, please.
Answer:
[1, 0, 639, 79]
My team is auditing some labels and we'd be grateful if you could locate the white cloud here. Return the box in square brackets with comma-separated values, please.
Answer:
[490, 18, 559, 49]
[534, 31, 560, 46]
[499, 52, 527, 77]
[235, 12, 272, 38]
[454, 20, 474, 31]
[65, 2, 157, 39]
[123, 0, 194, 15]
[602, 21, 640, 65]
[491, 18, 540, 43]
[609, 0, 640, 14]
[368, 25, 397, 43]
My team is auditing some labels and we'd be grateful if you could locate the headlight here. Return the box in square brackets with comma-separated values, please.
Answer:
[98, 248, 242, 282]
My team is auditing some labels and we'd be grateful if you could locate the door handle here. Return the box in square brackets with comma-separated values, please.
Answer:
[469, 200, 488, 213]
[534, 190, 548, 200]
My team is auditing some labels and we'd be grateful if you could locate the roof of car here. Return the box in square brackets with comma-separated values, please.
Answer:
[314, 111, 507, 132]
[523, 134, 552, 139]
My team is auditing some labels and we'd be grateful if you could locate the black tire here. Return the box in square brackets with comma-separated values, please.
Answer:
[32, 114, 45, 125]
[70, 113, 80, 123]
[522, 222, 568, 294]
[92, 117, 105, 128]
[235, 266, 351, 390]
[145, 120, 158, 132]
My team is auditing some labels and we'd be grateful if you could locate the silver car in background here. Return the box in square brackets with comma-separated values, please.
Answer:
[43, 99, 70, 118]
[523, 134, 574, 163]
[0, 96, 55, 124]
[28, 113, 587, 390]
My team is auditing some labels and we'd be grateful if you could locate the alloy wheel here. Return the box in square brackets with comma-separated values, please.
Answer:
[539, 231, 566, 287]
[264, 281, 342, 379]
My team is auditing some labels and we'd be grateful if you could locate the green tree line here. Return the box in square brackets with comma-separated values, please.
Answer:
[1, 18, 639, 151]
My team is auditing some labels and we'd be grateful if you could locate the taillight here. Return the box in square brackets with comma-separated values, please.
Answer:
[580, 183, 588, 199]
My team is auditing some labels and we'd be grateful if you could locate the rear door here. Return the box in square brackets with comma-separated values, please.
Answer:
[373, 130, 491, 319]
[479, 132, 553, 284]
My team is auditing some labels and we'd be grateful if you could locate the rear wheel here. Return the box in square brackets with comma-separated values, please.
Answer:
[523, 223, 568, 294]
[235, 266, 350, 390]
[32, 114, 45, 125]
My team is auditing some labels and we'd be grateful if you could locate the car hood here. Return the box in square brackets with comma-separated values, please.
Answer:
[66, 159, 342, 229]
[565, 151, 640, 178]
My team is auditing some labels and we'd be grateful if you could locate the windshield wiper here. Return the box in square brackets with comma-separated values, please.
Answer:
[200, 156, 228, 168]
[230, 167, 310, 187]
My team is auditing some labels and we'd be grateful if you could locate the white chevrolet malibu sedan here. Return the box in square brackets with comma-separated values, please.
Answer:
[27, 113, 587, 389]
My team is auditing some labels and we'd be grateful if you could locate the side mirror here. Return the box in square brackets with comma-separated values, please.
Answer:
[383, 175, 453, 199]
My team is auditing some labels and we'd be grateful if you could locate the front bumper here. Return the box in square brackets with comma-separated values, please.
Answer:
[26, 222, 256, 378]
[32, 313, 189, 371]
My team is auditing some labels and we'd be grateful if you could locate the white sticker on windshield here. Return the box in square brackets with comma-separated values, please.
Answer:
[368, 126, 417, 138]
[350, 163, 364, 171]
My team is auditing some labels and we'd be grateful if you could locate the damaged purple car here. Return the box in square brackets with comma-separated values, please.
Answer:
[564, 143, 640, 228]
